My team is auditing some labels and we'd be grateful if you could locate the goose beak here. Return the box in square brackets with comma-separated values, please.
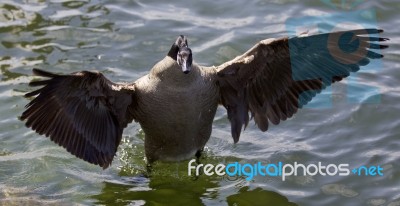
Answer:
[177, 47, 192, 74]
[181, 60, 192, 74]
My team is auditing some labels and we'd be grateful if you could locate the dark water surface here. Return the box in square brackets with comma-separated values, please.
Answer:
[1, 0, 399, 205]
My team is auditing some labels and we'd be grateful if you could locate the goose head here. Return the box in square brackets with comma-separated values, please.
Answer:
[167, 35, 193, 74]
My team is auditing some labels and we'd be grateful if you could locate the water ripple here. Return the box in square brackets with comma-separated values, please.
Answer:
[107, 4, 255, 30]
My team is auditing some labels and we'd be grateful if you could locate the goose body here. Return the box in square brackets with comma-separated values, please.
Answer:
[134, 57, 219, 162]
[21, 30, 388, 168]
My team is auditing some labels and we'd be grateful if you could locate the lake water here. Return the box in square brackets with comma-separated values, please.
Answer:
[1, 0, 399, 205]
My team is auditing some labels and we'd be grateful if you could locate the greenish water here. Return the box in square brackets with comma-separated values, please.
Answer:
[1, 0, 399, 205]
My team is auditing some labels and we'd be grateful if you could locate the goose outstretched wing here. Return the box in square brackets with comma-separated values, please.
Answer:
[21, 69, 136, 168]
[217, 29, 388, 142]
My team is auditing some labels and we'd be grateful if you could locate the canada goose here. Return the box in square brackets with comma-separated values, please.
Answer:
[21, 29, 388, 169]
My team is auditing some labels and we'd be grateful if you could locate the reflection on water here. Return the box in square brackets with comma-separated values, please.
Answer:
[1, 0, 400, 205]
[93, 173, 217, 205]
[94, 178, 297, 206]
[227, 187, 297, 206]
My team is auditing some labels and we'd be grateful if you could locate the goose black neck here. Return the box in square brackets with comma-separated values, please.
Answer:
[167, 44, 179, 61]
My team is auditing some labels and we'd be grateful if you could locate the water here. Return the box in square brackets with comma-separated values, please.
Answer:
[1, 0, 399, 205]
